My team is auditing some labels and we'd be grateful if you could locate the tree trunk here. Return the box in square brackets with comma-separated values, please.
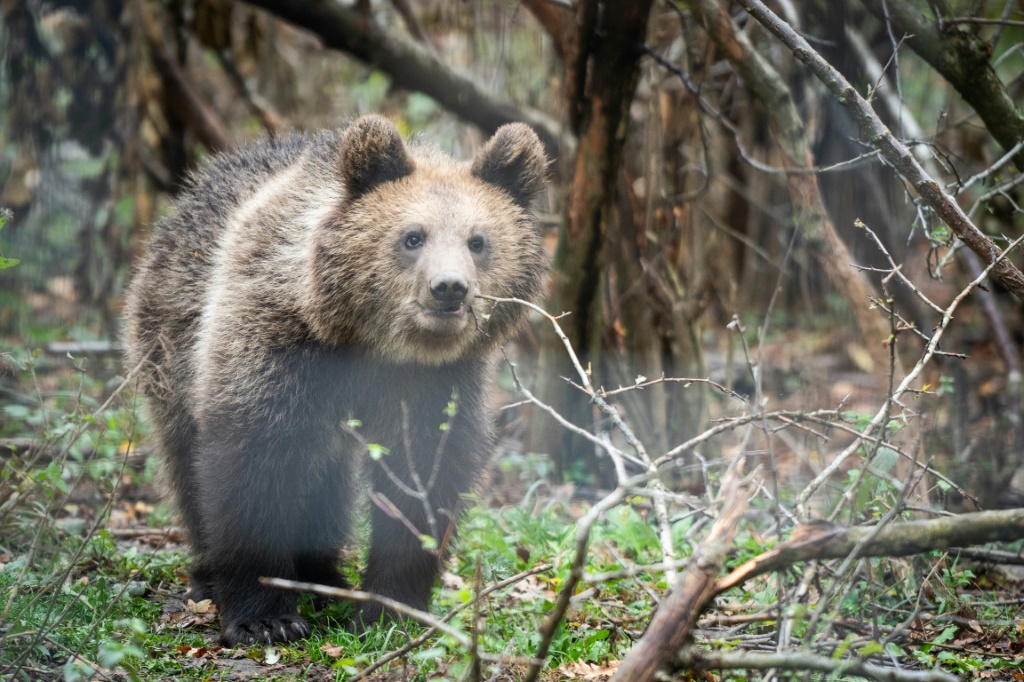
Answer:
[527, 0, 655, 481]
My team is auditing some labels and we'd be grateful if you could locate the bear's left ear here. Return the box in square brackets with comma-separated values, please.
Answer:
[471, 123, 549, 208]
[340, 115, 416, 199]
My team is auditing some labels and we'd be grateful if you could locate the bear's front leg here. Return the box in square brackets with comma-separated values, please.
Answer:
[357, 399, 486, 627]
[195, 430, 308, 645]
[196, 419, 351, 644]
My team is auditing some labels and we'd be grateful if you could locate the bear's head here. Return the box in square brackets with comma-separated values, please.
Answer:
[309, 115, 549, 365]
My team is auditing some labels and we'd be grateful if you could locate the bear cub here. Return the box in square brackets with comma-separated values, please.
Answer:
[123, 116, 548, 646]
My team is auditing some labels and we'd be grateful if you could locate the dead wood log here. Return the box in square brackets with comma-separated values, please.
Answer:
[716, 508, 1024, 594]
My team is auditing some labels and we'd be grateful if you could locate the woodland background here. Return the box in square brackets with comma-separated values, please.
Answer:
[2, 0, 1024, 680]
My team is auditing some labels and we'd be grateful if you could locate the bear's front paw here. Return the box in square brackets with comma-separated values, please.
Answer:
[220, 613, 311, 646]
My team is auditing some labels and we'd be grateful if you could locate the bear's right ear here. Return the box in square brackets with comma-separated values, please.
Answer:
[340, 115, 415, 198]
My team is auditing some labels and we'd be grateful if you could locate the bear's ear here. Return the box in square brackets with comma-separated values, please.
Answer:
[471, 123, 548, 208]
[340, 115, 415, 198]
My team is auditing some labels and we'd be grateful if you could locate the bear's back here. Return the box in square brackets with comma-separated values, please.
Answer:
[122, 131, 341, 403]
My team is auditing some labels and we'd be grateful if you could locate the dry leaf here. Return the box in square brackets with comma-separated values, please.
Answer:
[187, 598, 217, 614]
[320, 643, 346, 658]
[555, 660, 620, 680]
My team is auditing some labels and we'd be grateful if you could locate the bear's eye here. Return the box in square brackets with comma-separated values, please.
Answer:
[468, 235, 486, 253]
[404, 232, 425, 249]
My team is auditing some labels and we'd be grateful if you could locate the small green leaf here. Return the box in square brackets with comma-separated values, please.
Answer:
[858, 641, 884, 656]
[0, 257, 20, 269]
[367, 444, 390, 461]
[933, 626, 957, 645]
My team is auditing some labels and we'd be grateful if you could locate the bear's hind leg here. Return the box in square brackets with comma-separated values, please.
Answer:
[293, 476, 354, 609]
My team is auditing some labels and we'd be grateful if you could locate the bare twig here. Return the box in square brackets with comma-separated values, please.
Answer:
[349, 563, 553, 681]
[260, 577, 471, 647]
[736, 0, 1024, 302]
[794, 233, 1024, 514]
[483, 295, 677, 581]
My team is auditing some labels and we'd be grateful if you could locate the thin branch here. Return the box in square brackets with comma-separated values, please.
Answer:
[942, 17, 1024, 27]
[260, 577, 471, 647]
[737, 0, 1024, 302]
[858, 0, 1024, 170]
[794, 232, 1024, 513]
[483, 295, 677, 580]
[348, 563, 553, 681]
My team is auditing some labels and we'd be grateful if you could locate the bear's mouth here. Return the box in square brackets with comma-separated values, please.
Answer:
[422, 303, 466, 318]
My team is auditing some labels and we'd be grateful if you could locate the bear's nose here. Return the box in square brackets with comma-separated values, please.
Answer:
[430, 272, 469, 303]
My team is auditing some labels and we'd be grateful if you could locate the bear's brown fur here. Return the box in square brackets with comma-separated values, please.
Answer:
[122, 116, 548, 646]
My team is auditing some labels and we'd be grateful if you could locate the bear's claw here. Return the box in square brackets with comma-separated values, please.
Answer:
[220, 614, 311, 646]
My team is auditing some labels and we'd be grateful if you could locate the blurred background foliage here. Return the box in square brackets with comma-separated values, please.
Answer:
[1, 0, 1022, 500]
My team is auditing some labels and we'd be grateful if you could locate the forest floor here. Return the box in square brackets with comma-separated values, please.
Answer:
[3, 330, 1024, 680]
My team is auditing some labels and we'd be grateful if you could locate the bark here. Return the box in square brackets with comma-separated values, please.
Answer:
[736, 0, 1024, 303]
[859, 0, 1024, 171]
[611, 472, 754, 682]
[527, 0, 655, 475]
[239, 0, 562, 160]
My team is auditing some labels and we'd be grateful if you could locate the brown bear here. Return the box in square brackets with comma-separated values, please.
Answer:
[122, 115, 548, 646]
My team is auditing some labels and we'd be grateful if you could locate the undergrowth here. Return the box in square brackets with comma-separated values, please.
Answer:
[1, 349, 1021, 680]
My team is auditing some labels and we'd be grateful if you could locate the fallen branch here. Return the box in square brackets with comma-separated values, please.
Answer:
[259, 577, 470, 647]
[348, 563, 553, 682]
[610, 470, 756, 682]
[239, 0, 562, 159]
[715, 508, 1024, 594]
[676, 646, 959, 682]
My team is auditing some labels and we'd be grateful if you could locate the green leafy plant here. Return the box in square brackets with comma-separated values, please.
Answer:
[0, 208, 18, 269]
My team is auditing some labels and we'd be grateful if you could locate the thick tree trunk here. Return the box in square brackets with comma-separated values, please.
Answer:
[527, 0, 655, 479]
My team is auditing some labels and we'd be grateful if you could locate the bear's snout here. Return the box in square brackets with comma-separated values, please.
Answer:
[429, 272, 469, 304]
